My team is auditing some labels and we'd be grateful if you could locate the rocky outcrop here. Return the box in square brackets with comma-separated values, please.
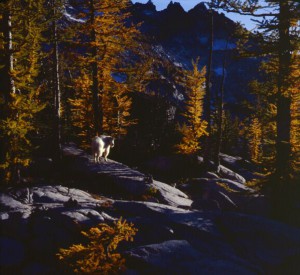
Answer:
[128, 0, 261, 111]
[220, 153, 260, 181]
[180, 177, 270, 216]
[1, 146, 299, 274]
[62, 144, 192, 208]
[1, 185, 300, 274]
[125, 240, 258, 275]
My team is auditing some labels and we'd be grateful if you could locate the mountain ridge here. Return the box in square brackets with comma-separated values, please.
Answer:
[129, 1, 260, 110]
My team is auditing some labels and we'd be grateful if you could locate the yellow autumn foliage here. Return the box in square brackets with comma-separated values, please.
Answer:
[248, 117, 263, 164]
[69, 73, 94, 149]
[68, 0, 142, 143]
[57, 218, 137, 274]
[0, 0, 46, 183]
[176, 59, 208, 155]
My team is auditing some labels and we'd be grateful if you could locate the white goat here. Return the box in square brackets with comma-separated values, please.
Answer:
[91, 135, 115, 163]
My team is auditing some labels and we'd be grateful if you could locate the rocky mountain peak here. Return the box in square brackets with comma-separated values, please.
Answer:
[188, 2, 208, 14]
[135, 0, 156, 12]
[166, 1, 185, 13]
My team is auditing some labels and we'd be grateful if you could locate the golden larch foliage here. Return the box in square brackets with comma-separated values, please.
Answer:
[0, 0, 46, 183]
[290, 53, 300, 175]
[248, 117, 263, 164]
[176, 59, 208, 154]
[57, 218, 137, 274]
[68, 0, 142, 141]
[69, 72, 94, 149]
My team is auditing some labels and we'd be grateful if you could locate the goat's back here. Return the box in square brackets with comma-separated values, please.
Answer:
[91, 136, 103, 152]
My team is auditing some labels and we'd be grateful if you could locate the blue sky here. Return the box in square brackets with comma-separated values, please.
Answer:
[131, 0, 260, 30]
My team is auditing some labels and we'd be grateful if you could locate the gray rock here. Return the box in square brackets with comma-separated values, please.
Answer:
[189, 178, 252, 193]
[0, 213, 9, 220]
[186, 178, 253, 210]
[203, 171, 220, 179]
[152, 180, 192, 208]
[125, 240, 258, 275]
[219, 153, 259, 181]
[0, 145, 299, 274]
[192, 189, 238, 211]
[62, 144, 192, 208]
[113, 200, 221, 238]
[219, 212, 300, 268]
[128, 217, 175, 246]
[0, 193, 32, 212]
[1, 183, 300, 274]
[219, 165, 246, 184]
[60, 208, 106, 224]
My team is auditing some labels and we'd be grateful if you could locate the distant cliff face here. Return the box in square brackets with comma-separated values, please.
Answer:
[129, 1, 261, 112]
[131, 1, 236, 41]
[64, 0, 261, 112]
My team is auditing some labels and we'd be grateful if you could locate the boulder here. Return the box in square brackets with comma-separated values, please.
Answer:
[203, 171, 220, 179]
[125, 240, 258, 275]
[152, 180, 192, 208]
[219, 153, 259, 181]
[185, 178, 254, 211]
[219, 212, 300, 271]
[197, 156, 247, 184]
[219, 165, 246, 184]
[61, 144, 192, 208]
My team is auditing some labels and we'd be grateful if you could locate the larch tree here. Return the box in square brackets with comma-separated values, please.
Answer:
[248, 79, 277, 170]
[50, 0, 64, 160]
[212, 0, 300, 180]
[289, 52, 300, 175]
[69, 72, 94, 149]
[176, 59, 208, 155]
[0, 0, 46, 183]
[69, 0, 141, 137]
[248, 117, 263, 164]
[102, 70, 136, 139]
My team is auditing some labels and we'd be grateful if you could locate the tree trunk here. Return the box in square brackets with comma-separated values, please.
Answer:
[52, 0, 62, 160]
[214, 37, 228, 169]
[275, 0, 291, 179]
[1, 6, 19, 183]
[203, 4, 214, 168]
[2, 8, 16, 103]
[90, 0, 102, 135]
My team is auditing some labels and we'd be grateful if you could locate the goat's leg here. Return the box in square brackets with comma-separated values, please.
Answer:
[103, 147, 110, 162]
[98, 149, 104, 163]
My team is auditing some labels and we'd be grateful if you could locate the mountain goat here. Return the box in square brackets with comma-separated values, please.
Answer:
[92, 135, 115, 163]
